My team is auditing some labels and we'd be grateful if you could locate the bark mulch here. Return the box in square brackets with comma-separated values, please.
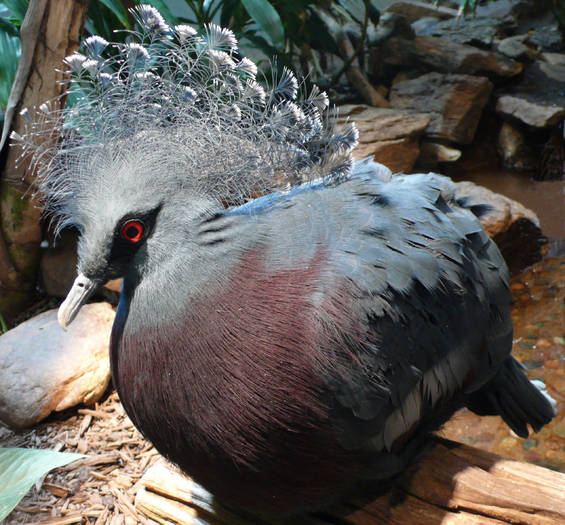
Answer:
[0, 390, 160, 525]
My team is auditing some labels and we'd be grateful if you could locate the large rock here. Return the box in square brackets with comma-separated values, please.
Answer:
[496, 95, 565, 128]
[0, 303, 114, 428]
[338, 104, 431, 172]
[382, 35, 523, 78]
[390, 72, 492, 144]
[495, 61, 565, 129]
[453, 181, 545, 273]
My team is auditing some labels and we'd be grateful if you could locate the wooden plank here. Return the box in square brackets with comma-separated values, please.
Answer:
[134, 438, 565, 524]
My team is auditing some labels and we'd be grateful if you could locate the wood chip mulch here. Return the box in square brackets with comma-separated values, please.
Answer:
[0, 390, 161, 525]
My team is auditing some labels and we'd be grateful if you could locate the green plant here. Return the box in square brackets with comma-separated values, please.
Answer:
[0, 1, 25, 128]
[0, 448, 84, 521]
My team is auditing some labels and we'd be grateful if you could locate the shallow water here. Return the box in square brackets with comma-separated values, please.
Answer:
[441, 256, 565, 471]
[448, 169, 565, 241]
[440, 167, 565, 471]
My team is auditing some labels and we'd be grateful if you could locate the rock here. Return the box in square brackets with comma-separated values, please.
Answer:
[384, 1, 457, 24]
[495, 60, 565, 130]
[390, 72, 492, 144]
[371, 12, 415, 44]
[411, 16, 440, 36]
[105, 279, 122, 293]
[417, 17, 503, 48]
[496, 35, 539, 62]
[496, 95, 565, 128]
[475, 0, 552, 23]
[382, 35, 523, 78]
[418, 141, 461, 166]
[338, 104, 431, 172]
[496, 122, 537, 171]
[0, 303, 114, 428]
[453, 181, 545, 273]
[40, 230, 78, 297]
[542, 52, 565, 68]
[530, 23, 563, 52]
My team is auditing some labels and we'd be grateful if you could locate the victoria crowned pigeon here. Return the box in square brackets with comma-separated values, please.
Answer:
[15, 5, 556, 517]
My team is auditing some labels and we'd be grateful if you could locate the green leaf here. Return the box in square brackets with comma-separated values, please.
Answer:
[0, 448, 84, 521]
[241, 0, 284, 51]
[1, 0, 28, 23]
[96, 0, 130, 29]
[0, 15, 19, 36]
[0, 29, 20, 112]
[337, 0, 367, 24]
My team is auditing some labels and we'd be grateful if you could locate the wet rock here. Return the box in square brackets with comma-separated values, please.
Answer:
[0, 303, 114, 428]
[338, 104, 430, 172]
[453, 181, 545, 273]
[390, 72, 492, 144]
[384, 1, 457, 24]
[496, 95, 565, 128]
[496, 122, 537, 171]
[40, 230, 78, 297]
[382, 35, 523, 78]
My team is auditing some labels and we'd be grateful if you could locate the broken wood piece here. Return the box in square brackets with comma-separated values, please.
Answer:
[135, 438, 565, 524]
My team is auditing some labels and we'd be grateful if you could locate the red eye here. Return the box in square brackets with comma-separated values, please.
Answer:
[121, 220, 144, 243]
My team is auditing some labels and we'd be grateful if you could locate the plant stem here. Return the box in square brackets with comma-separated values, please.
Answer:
[327, 0, 371, 90]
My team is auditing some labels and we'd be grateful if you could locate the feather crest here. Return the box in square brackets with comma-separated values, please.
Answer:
[14, 4, 357, 231]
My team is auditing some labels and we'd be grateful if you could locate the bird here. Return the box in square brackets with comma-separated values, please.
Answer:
[15, 5, 556, 517]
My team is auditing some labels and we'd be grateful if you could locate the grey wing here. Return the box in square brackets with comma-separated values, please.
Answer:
[318, 162, 513, 453]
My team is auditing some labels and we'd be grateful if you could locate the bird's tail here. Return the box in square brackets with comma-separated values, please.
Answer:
[465, 356, 557, 438]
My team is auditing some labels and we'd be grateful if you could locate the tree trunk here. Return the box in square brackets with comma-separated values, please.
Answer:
[0, 0, 89, 323]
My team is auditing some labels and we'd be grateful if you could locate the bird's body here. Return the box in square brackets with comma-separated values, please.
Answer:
[110, 160, 546, 515]
[17, 5, 556, 517]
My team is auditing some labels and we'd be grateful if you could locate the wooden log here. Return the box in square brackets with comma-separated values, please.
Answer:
[134, 438, 565, 524]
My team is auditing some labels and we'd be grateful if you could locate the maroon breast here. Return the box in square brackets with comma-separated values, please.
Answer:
[111, 248, 368, 516]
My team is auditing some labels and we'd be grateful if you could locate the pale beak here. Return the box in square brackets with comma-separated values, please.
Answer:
[58, 273, 99, 330]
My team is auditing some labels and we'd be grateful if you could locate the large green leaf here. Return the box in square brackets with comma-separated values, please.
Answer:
[0, 28, 20, 113]
[0, 448, 84, 521]
[97, 0, 131, 29]
[241, 0, 284, 51]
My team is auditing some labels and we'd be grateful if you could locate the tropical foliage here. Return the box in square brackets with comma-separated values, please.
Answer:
[0, 448, 84, 521]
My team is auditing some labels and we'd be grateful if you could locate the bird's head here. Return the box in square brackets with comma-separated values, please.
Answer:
[13, 4, 358, 330]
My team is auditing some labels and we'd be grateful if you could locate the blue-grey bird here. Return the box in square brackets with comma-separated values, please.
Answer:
[15, 5, 556, 517]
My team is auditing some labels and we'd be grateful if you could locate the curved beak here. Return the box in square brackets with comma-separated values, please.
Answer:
[58, 273, 99, 330]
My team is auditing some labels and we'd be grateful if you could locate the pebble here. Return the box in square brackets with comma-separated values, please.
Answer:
[522, 439, 538, 451]
[545, 360, 560, 369]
